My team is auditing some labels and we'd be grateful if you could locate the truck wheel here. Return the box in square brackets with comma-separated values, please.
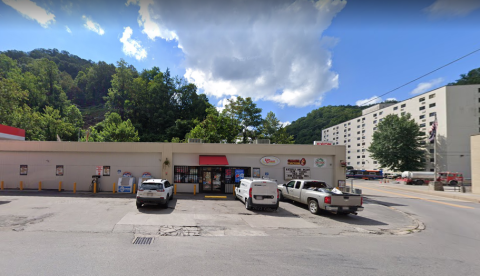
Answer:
[308, 200, 320, 215]
[279, 191, 285, 201]
[450, 181, 458, 186]
[245, 198, 252, 210]
[416, 180, 424, 185]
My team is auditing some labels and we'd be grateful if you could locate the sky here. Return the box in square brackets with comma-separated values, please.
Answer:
[1, 0, 480, 126]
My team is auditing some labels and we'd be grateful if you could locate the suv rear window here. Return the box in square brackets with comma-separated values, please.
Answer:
[141, 183, 164, 190]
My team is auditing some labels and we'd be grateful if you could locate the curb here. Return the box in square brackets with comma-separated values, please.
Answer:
[385, 185, 480, 203]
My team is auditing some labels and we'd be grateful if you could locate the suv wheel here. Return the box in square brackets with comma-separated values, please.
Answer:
[163, 195, 169, 208]
[136, 202, 142, 209]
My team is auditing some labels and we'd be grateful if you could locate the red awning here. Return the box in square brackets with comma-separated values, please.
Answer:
[199, 155, 229, 165]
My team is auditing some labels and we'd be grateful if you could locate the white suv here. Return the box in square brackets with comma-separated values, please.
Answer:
[136, 179, 173, 208]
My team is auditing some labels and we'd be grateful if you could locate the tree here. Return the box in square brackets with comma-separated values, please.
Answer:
[449, 67, 480, 85]
[223, 96, 262, 143]
[286, 105, 364, 144]
[259, 111, 294, 144]
[368, 114, 425, 171]
[186, 107, 240, 143]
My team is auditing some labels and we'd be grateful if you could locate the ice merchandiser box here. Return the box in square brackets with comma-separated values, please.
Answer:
[138, 172, 153, 186]
[118, 172, 135, 193]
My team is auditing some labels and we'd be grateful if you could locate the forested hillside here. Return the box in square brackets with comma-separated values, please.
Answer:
[286, 105, 364, 144]
[0, 48, 292, 144]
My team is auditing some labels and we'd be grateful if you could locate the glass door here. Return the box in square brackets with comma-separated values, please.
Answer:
[202, 171, 212, 191]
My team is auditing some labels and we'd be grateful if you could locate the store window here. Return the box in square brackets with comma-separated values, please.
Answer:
[174, 166, 199, 183]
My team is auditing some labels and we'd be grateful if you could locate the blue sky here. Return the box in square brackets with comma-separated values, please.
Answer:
[1, 0, 480, 126]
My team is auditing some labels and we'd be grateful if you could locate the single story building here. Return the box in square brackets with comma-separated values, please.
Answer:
[0, 141, 347, 193]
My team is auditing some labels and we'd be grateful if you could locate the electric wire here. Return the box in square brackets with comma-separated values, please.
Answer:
[359, 46, 480, 106]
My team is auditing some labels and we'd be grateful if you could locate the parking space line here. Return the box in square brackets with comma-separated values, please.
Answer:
[355, 185, 474, 209]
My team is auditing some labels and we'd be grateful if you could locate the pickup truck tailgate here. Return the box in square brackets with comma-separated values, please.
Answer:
[330, 194, 361, 206]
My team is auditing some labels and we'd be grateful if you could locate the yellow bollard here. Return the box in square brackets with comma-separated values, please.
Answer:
[174, 184, 177, 195]
[133, 183, 136, 194]
[59, 181, 62, 192]
[193, 184, 196, 195]
[39, 181, 42, 191]
[1, 181, 4, 190]
[113, 183, 116, 194]
[74, 182, 76, 193]
[20, 181, 23, 191]
[94, 182, 97, 193]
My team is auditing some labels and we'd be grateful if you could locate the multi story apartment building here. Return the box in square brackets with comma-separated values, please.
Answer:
[322, 84, 480, 178]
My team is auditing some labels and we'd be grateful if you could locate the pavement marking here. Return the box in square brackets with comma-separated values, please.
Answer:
[356, 185, 475, 209]
[204, 196, 227, 199]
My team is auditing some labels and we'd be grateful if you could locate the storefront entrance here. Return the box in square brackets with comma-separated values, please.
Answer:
[202, 167, 222, 193]
[174, 165, 251, 193]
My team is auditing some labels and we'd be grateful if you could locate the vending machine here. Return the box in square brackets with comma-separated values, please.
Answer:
[118, 172, 135, 193]
[138, 172, 153, 186]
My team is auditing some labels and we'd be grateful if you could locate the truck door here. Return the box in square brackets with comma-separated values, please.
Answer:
[289, 181, 302, 200]
[283, 181, 295, 199]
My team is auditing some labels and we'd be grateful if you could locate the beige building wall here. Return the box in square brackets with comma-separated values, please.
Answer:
[471, 135, 480, 194]
[322, 85, 480, 178]
[0, 141, 346, 192]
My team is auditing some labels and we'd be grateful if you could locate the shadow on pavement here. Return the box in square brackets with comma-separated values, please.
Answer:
[0, 201, 11, 205]
[283, 200, 389, 226]
[0, 190, 135, 199]
[136, 199, 177, 214]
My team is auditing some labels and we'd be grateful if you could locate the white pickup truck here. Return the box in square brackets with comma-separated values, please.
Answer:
[278, 179, 364, 215]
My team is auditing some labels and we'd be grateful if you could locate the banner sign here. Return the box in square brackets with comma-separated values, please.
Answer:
[260, 156, 280, 166]
[287, 158, 306, 166]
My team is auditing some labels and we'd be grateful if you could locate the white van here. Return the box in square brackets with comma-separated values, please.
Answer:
[234, 178, 279, 210]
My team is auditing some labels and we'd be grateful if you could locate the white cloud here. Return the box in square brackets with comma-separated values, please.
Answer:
[216, 96, 237, 113]
[65, 25, 71, 33]
[386, 98, 397, 101]
[127, 0, 346, 108]
[82, 15, 105, 35]
[280, 121, 291, 127]
[410, 78, 444, 95]
[127, 0, 178, 41]
[356, 96, 382, 106]
[120, 26, 147, 61]
[425, 0, 480, 16]
[2, 0, 55, 28]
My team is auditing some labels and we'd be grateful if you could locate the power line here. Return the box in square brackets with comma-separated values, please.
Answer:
[359, 46, 480, 106]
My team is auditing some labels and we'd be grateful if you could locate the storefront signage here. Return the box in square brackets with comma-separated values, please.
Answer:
[260, 156, 280, 166]
[95, 166, 102, 176]
[314, 141, 332, 145]
[284, 167, 310, 180]
[287, 158, 306, 166]
[314, 158, 325, 168]
[56, 165, 64, 176]
[235, 169, 244, 182]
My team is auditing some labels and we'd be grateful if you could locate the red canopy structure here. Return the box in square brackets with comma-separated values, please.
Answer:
[199, 155, 229, 165]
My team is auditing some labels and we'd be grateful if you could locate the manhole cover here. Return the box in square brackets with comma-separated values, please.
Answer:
[132, 237, 154, 245]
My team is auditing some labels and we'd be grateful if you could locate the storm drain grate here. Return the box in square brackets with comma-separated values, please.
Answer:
[132, 237, 154, 245]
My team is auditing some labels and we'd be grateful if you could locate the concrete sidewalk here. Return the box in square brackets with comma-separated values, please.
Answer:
[375, 181, 480, 203]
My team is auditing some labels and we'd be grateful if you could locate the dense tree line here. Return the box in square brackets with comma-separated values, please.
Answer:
[0, 48, 293, 143]
[286, 105, 364, 144]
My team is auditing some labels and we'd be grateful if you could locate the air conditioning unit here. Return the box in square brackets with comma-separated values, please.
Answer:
[188, 138, 203, 143]
[254, 139, 270, 144]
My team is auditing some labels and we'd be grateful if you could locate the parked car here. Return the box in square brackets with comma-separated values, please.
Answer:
[136, 179, 174, 208]
[234, 178, 279, 210]
[277, 179, 363, 215]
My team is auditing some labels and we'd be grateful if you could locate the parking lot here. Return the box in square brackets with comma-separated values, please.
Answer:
[0, 191, 419, 237]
